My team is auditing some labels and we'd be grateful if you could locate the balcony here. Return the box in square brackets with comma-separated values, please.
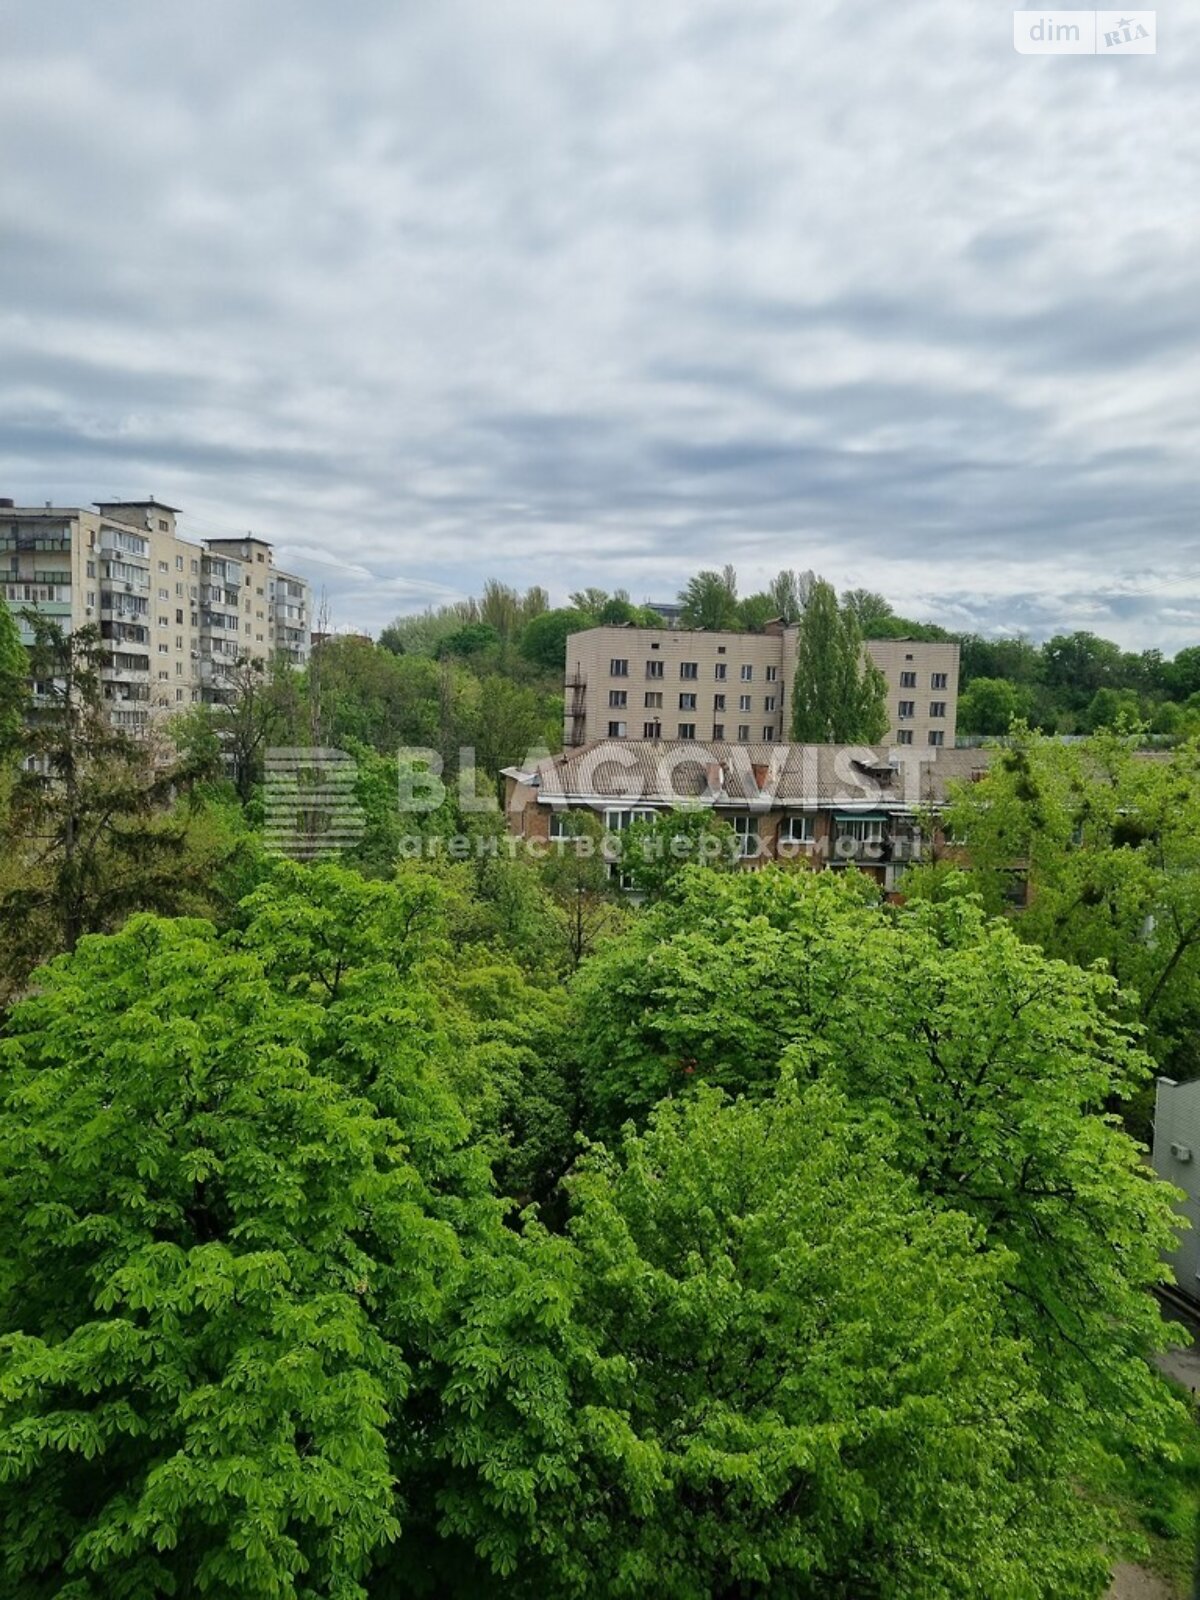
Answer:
[105, 659, 151, 684]
[0, 534, 72, 553]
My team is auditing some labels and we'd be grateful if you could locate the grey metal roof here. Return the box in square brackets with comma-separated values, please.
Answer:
[520, 740, 992, 811]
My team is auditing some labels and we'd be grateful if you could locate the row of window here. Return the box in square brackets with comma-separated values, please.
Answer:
[609, 690, 777, 712]
[553, 810, 818, 843]
[898, 701, 947, 718]
[613, 658, 776, 683]
[608, 721, 777, 741]
[602, 721, 948, 748]
[900, 671, 950, 689]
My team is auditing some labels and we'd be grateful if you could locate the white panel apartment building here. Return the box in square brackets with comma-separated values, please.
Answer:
[0, 497, 312, 730]
[565, 624, 960, 750]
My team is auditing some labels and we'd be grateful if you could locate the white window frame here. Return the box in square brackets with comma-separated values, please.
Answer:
[779, 814, 815, 844]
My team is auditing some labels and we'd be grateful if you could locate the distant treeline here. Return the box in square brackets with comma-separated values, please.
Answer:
[379, 568, 1200, 740]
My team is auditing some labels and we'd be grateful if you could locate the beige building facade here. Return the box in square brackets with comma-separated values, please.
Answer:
[565, 624, 959, 750]
[0, 497, 313, 730]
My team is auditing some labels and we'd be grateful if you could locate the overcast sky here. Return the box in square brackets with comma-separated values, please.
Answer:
[3, 1, 1198, 649]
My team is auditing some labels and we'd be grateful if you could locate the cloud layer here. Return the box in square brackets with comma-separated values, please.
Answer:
[2, 0, 1198, 647]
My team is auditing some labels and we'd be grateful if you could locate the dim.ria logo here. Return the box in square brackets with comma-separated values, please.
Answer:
[1013, 10, 1156, 53]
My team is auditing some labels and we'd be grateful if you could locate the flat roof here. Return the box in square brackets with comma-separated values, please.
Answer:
[94, 499, 182, 514]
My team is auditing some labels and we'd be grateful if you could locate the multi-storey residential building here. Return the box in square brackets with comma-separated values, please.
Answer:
[564, 624, 959, 749]
[204, 535, 312, 671]
[503, 738, 988, 896]
[0, 497, 313, 727]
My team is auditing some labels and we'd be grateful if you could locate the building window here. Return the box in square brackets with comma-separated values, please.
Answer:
[762, 726, 775, 740]
[646, 659, 664, 678]
[158, 560, 169, 573]
[897, 729, 914, 745]
[175, 688, 184, 702]
[764, 694, 776, 712]
[604, 807, 657, 832]
[650, 641, 660, 649]
[158, 518, 169, 532]
[740, 664, 753, 681]
[157, 642, 169, 654]
[898, 700, 915, 719]
[841, 817, 884, 843]
[739, 694, 752, 712]
[732, 815, 759, 857]
[930, 701, 946, 718]
[645, 691, 663, 708]
[929, 730, 945, 747]
[680, 661, 698, 679]
[609, 689, 628, 708]
[677, 722, 696, 739]
[737, 724, 750, 741]
[679, 693, 697, 710]
[608, 720, 627, 737]
[714, 662, 727, 681]
[713, 693, 726, 711]
[900, 670, 917, 688]
[780, 814, 815, 843]
[712, 723, 725, 739]
[176, 555, 184, 571]
[931, 672, 948, 689]
[87, 560, 96, 578]
[766, 665, 778, 682]
[643, 721, 661, 739]
[610, 658, 629, 677]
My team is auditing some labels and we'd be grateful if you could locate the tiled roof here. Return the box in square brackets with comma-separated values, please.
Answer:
[519, 740, 992, 811]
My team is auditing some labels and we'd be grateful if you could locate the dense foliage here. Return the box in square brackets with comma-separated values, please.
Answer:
[919, 728, 1200, 1103]
[0, 847, 1190, 1597]
[0, 580, 1198, 1596]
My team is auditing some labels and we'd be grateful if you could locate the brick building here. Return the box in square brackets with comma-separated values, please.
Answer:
[504, 739, 987, 895]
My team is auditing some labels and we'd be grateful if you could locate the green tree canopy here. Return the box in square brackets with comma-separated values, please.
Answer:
[0, 909, 497, 1598]
[0, 597, 26, 767]
[615, 807, 738, 900]
[789, 581, 888, 742]
[839, 586, 894, 635]
[437, 1084, 1115, 1598]
[933, 729, 1200, 1092]
[958, 674, 1034, 735]
[570, 869, 1183, 1540]
[678, 567, 740, 632]
[518, 607, 597, 671]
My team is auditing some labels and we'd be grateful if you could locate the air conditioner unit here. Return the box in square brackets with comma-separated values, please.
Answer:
[1170, 1143, 1193, 1163]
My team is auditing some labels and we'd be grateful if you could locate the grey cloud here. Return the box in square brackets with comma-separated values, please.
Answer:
[1, 0, 1198, 647]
